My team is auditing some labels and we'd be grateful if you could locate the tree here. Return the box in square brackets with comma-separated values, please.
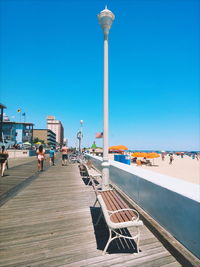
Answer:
[33, 138, 39, 144]
[91, 141, 97, 149]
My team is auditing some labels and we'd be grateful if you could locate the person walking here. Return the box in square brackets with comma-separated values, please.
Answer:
[169, 154, 174, 165]
[36, 145, 45, 171]
[49, 147, 55, 166]
[0, 145, 9, 177]
[61, 144, 68, 166]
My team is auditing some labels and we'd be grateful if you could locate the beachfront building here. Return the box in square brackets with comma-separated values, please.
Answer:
[33, 129, 56, 147]
[2, 121, 34, 144]
[47, 116, 64, 146]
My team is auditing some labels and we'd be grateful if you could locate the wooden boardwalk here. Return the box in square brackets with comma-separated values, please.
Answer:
[0, 159, 182, 266]
[0, 155, 58, 206]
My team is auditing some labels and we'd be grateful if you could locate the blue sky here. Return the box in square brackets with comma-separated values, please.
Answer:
[0, 0, 199, 150]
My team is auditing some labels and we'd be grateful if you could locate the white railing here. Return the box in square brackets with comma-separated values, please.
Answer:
[7, 150, 37, 158]
[86, 154, 200, 259]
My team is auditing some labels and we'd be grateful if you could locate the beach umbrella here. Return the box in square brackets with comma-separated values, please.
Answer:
[109, 148, 123, 154]
[131, 152, 138, 157]
[146, 152, 160, 158]
[23, 142, 31, 145]
[139, 152, 148, 158]
[109, 146, 117, 152]
[131, 152, 148, 158]
[109, 145, 128, 151]
[146, 152, 160, 165]
[36, 142, 42, 145]
[109, 145, 117, 150]
[116, 145, 128, 150]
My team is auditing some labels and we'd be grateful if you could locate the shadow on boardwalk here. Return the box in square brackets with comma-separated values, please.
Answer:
[0, 155, 61, 207]
[90, 206, 138, 254]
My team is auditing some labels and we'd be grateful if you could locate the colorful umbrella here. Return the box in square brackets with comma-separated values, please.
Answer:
[109, 146, 117, 150]
[131, 152, 148, 158]
[146, 152, 160, 159]
[109, 145, 128, 151]
[116, 145, 128, 150]
[23, 142, 31, 145]
[146, 152, 160, 165]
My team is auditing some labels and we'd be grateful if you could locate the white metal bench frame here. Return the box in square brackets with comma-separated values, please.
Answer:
[83, 164, 102, 186]
[97, 194, 143, 255]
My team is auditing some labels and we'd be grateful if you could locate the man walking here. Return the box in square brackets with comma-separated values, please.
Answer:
[49, 147, 55, 166]
[61, 144, 68, 166]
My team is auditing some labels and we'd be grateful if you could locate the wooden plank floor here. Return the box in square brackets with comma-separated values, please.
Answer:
[0, 158, 38, 197]
[0, 160, 181, 266]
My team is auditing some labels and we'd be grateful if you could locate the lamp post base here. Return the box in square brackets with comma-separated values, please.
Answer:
[101, 160, 110, 190]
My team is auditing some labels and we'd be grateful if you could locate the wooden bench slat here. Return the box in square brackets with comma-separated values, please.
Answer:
[100, 190, 138, 224]
[110, 190, 137, 221]
[101, 191, 129, 223]
[108, 191, 135, 222]
[101, 192, 123, 223]
[100, 192, 118, 222]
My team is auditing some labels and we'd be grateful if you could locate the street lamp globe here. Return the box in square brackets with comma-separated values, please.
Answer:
[98, 6, 115, 34]
[80, 120, 83, 125]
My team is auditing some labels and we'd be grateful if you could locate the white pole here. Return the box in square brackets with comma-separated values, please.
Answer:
[80, 120, 83, 154]
[102, 32, 110, 190]
[80, 125, 82, 154]
[103, 33, 108, 161]
[98, 7, 115, 190]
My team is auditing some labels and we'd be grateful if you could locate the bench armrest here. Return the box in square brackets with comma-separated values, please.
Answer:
[109, 208, 140, 221]
[91, 174, 102, 178]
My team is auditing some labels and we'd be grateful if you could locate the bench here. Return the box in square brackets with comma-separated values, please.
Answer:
[96, 190, 143, 255]
[85, 164, 102, 194]
[79, 161, 102, 191]
[83, 162, 101, 183]
[78, 157, 90, 176]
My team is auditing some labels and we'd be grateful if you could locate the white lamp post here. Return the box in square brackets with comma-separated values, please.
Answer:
[98, 6, 115, 190]
[80, 120, 83, 153]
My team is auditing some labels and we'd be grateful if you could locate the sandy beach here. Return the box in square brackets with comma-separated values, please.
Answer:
[109, 154, 200, 185]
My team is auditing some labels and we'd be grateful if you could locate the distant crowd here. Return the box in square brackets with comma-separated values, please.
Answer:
[0, 144, 77, 176]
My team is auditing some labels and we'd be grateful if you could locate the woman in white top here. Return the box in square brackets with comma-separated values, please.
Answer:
[36, 145, 45, 171]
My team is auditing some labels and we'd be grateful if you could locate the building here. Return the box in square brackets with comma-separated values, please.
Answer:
[2, 121, 34, 144]
[33, 129, 56, 147]
[47, 116, 64, 146]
